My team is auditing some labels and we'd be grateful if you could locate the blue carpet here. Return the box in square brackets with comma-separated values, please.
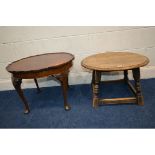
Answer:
[0, 78, 155, 128]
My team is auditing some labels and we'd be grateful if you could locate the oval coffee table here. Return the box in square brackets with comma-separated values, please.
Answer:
[6, 52, 74, 114]
[81, 52, 149, 108]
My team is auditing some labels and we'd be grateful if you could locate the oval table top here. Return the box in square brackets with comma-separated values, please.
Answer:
[81, 52, 149, 71]
[6, 52, 74, 73]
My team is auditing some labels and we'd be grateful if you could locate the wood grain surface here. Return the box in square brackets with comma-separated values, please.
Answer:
[81, 52, 149, 71]
[6, 52, 74, 73]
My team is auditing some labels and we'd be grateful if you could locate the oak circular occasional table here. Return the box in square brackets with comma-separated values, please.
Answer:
[81, 52, 149, 108]
[6, 52, 74, 114]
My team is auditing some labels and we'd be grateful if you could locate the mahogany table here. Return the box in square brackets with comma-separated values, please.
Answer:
[81, 52, 149, 108]
[6, 52, 74, 114]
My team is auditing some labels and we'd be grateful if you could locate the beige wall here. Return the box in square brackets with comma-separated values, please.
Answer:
[0, 26, 155, 90]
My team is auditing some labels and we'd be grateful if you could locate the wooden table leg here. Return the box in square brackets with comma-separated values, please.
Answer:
[59, 72, 71, 111]
[66, 75, 69, 89]
[11, 76, 30, 114]
[132, 68, 144, 105]
[34, 78, 41, 93]
[124, 70, 129, 83]
[92, 70, 101, 108]
[91, 70, 95, 86]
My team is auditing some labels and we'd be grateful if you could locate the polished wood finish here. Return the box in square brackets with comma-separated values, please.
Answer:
[11, 76, 30, 114]
[6, 52, 74, 114]
[6, 52, 74, 73]
[34, 78, 41, 93]
[82, 52, 149, 107]
[56, 71, 71, 110]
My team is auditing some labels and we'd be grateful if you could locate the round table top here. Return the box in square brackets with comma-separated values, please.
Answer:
[81, 52, 149, 71]
[6, 52, 74, 73]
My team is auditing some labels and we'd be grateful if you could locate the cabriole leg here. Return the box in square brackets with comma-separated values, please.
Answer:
[11, 76, 30, 114]
[34, 78, 41, 93]
[59, 72, 71, 111]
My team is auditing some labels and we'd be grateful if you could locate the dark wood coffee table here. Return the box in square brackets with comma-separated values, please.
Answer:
[6, 52, 74, 114]
[81, 52, 149, 108]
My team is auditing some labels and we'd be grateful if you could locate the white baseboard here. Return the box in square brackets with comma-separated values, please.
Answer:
[0, 66, 155, 91]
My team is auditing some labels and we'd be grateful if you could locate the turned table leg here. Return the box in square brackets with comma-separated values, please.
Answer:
[59, 72, 71, 111]
[11, 76, 30, 114]
[132, 68, 144, 105]
[34, 78, 41, 93]
[91, 70, 95, 86]
[92, 70, 101, 108]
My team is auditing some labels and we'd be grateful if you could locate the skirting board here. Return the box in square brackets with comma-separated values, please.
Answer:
[0, 66, 155, 91]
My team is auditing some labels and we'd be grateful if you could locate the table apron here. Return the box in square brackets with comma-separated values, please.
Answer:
[12, 62, 72, 79]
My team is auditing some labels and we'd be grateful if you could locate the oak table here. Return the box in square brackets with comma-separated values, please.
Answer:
[6, 52, 74, 114]
[81, 52, 149, 108]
